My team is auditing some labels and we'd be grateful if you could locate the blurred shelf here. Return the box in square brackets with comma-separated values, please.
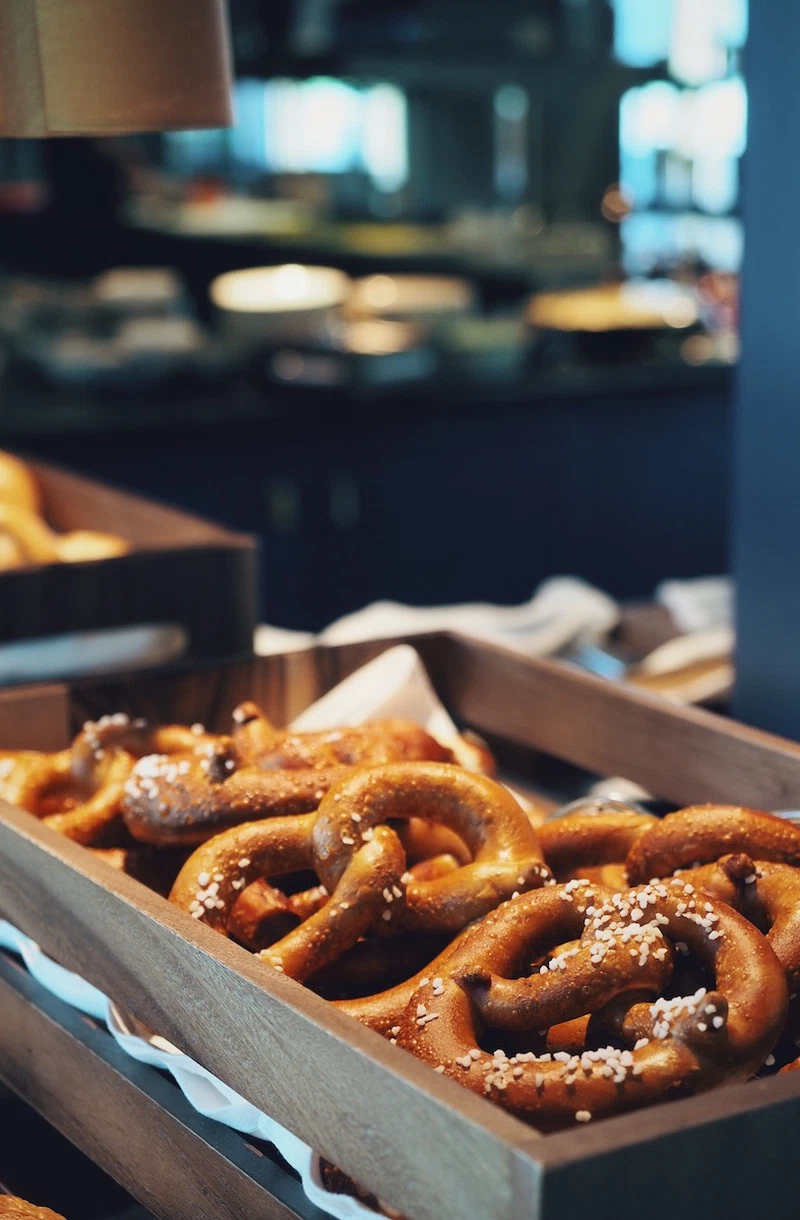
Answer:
[0, 362, 732, 440]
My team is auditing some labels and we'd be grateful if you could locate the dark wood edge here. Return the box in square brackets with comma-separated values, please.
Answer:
[0, 952, 323, 1220]
[28, 457, 258, 552]
[0, 801, 543, 1220]
[2, 634, 800, 1213]
[317, 632, 800, 808]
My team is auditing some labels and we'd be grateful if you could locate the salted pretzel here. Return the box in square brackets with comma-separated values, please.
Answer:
[673, 853, 800, 988]
[0, 746, 134, 845]
[626, 805, 800, 884]
[123, 718, 463, 845]
[0, 713, 220, 845]
[171, 763, 549, 972]
[393, 877, 787, 1129]
[170, 813, 408, 980]
[0, 1199, 66, 1220]
[72, 712, 219, 760]
[311, 762, 550, 934]
[227, 853, 460, 955]
[538, 804, 655, 882]
[229, 763, 545, 958]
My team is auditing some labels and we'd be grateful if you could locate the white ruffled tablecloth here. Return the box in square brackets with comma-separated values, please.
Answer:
[0, 645, 490, 1220]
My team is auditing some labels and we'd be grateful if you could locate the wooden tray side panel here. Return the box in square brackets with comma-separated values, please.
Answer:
[0, 960, 309, 1220]
[64, 649, 325, 736]
[0, 460, 259, 662]
[327, 633, 800, 811]
[0, 546, 258, 659]
[0, 805, 542, 1220]
[0, 682, 70, 750]
[34, 461, 251, 550]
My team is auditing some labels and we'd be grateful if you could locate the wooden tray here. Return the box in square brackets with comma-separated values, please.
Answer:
[0, 459, 258, 673]
[1, 632, 800, 1220]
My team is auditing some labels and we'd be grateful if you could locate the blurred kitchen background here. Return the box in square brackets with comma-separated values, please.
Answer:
[0, 0, 745, 631]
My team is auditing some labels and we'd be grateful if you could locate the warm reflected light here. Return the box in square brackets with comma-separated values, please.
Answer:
[359, 275, 399, 311]
[349, 275, 475, 320]
[601, 184, 634, 223]
[210, 265, 349, 313]
[336, 319, 421, 355]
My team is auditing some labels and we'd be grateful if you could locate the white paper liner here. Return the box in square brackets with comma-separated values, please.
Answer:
[0, 644, 492, 1220]
[0, 918, 373, 1219]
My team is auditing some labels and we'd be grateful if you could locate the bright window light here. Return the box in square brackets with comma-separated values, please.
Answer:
[611, 0, 673, 67]
[361, 84, 408, 192]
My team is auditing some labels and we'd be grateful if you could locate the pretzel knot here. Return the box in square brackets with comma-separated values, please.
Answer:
[170, 813, 406, 980]
[170, 763, 549, 977]
[0, 746, 134, 846]
[311, 762, 550, 933]
[395, 878, 787, 1129]
[675, 853, 800, 989]
[122, 714, 458, 845]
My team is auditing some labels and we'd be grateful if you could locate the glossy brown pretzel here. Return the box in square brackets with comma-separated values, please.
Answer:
[311, 762, 551, 934]
[539, 809, 655, 882]
[122, 718, 458, 845]
[0, 746, 134, 845]
[170, 763, 549, 979]
[394, 878, 788, 1130]
[0, 713, 218, 845]
[170, 812, 406, 981]
[626, 805, 800, 884]
[675, 853, 800, 989]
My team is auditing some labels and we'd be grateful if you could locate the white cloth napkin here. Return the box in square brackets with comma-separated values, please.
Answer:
[255, 575, 620, 659]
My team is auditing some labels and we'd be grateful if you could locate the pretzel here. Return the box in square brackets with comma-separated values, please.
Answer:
[626, 805, 800, 885]
[227, 877, 329, 951]
[230, 703, 453, 766]
[394, 878, 787, 1129]
[0, 713, 221, 845]
[0, 503, 60, 567]
[170, 813, 406, 980]
[0, 746, 134, 845]
[0, 502, 127, 571]
[538, 807, 655, 882]
[122, 719, 463, 845]
[674, 853, 800, 988]
[311, 763, 550, 933]
[72, 712, 219, 760]
[0, 1199, 66, 1220]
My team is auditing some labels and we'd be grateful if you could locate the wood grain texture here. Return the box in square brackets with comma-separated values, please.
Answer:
[0, 682, 69, 751]
[3, 636, 800, 1218]
[0, 955, 317, 1220]
[0, 460, 258, 660]
[319, 633, 800, 810]
[0, 803, 543, 1220]
[32, 460, 246, 549]
[64, 649, 323, 737]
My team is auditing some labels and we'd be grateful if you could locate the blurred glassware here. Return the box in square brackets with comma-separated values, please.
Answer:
[346, 274, 476, 330]
[210, 263, 350, 350]
[527, 278, 701, 364]
[437, 314, 530, 381]
[91, 267, 186, 317]
[268, 317, 436, 388]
